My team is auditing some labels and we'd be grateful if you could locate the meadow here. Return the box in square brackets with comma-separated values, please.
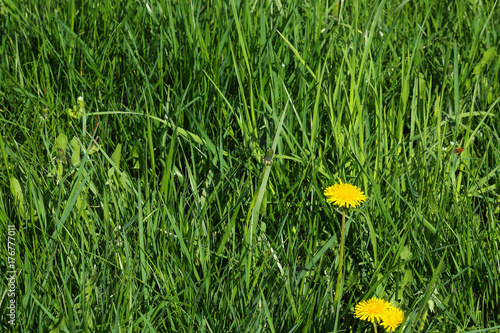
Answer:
[1, 0, 500, 332]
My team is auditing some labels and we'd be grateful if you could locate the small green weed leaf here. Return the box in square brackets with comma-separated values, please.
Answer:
[68, 107, 82, 119]
[75, 191, 86, 211]
[428, 298, 435, 312]
[400, 246, 412, 261]
[111, 143, 122, 169]
[473, 47, 497, 75]
[401, 268, 413, 287]
[88, 145, 99, 154]
[55, 133, 68, 150]
[107, 167, 115, 179]
[120, 173, 133, 194]
[10, 177, 23, 201]
[331, 1, 340, 18]
[132, 142, 141, 169]
[10, 177, 24, 216]
[70, 137, 81, 165]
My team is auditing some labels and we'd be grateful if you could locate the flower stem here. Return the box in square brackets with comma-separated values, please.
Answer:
[373, 322, 378, 333]
[334, 208, 346, 304]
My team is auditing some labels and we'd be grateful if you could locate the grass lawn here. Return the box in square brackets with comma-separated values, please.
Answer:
[1, 0, 500, 332]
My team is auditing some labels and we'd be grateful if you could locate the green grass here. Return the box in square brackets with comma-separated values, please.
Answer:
[1, 0, 500, 332]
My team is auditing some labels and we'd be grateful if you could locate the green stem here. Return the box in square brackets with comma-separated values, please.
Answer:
[373, 321, 378, 333]
[334, 208, 346, 304]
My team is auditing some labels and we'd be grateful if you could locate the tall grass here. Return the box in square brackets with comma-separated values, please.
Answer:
[1, 0, 500, 332]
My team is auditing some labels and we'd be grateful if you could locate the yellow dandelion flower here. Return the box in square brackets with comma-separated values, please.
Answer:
[380, 305, 404, 332]
[354, 297, 391, 323]
[324, 179, 367, 208]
